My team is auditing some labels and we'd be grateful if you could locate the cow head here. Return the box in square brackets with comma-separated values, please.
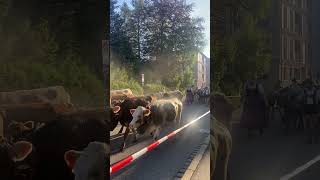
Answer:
[129, 106, 151, 130]
[0, 139, 33, 180]
[112, 106, 121, 114]
[64, 142, 109, 180]
[8, 121, 35, 141]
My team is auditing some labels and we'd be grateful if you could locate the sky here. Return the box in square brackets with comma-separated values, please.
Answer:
[187, 0, 210, 58]
[114, 0, 210, 58]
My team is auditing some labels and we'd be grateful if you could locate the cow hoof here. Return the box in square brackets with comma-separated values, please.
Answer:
[120, 144, 126, 151]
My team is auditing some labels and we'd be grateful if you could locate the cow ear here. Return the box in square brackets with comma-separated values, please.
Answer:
[130, 109, 136, 115]
[36, 122, 45, 129]
[113, 106, 121, 113]
[64, 150, 82, 170]
[23, 121, 34, 129]
[143, 109, 151, 116]
[11, 141, 33, 162]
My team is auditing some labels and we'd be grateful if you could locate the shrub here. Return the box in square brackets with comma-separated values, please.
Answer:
[110, 62, 144, 95]
[144, 83, 167, 94]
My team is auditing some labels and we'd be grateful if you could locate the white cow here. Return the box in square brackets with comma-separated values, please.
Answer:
[64, 141, 109, 180]
[129, 98, 183, 140]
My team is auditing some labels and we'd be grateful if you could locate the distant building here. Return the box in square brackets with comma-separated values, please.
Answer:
[195, 52, 210, 89]
[271, 0, 312, 87]
[205, 55, 210, 89]
[212, 0, 240, 52]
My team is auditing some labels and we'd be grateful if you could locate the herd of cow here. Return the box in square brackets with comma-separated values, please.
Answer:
[0, 86, 186, 180]
[109, 88, 184, 151]
[0, 86, 112, 180]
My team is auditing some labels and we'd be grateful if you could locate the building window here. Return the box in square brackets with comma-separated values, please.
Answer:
[295, 12, 302, 34]
[302, 67, 306, 79]
[302, 42, 305, 64]
[295, 40, 302, 62]
[302, 15, 304, 35]
[282, 5, 285, 29]
[285, 7, 291, 31]
[298, 0, 302, 8]
[294, 68, 300, 80]
[306, 43, 309, 63]
[291, 10, 295, 33]
[290, 39, 294, 61]
[283, 37, 287, 60]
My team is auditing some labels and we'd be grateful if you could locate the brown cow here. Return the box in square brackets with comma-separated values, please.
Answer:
[211, 115, 232, 180]
[116, 97, 151, 151]
[110, 89, 134, 101]
[0, 86, 71, 105]
[0, 137, 33, 180]
[149, 90, 183, 101]
[211, 93, 234, 180]
[0, 103, 74, 138]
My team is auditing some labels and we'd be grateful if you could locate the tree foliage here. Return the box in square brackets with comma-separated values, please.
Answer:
[0, 3, 104, 107]
[213, 0, 271, 95]
[111, 0, 205, 91]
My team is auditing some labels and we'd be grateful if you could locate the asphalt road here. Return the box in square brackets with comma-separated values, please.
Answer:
[229, 109, 320, 180]
[110, 104, 210, 180]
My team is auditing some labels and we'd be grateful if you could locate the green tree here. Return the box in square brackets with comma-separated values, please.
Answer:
[213, 0, 271, 95]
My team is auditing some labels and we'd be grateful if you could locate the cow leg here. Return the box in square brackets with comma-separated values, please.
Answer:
[132, 128, 138, 143]
[118, 125, 124, 134]
[121, 126, 130, 151]
[153, 127, 161, 141]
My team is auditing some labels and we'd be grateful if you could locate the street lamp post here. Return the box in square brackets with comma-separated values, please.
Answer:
[141, 73, 144, 86]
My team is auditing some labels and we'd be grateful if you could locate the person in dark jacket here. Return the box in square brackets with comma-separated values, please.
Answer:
[302, 79, 320, 143]
[240, 78, 268, 136]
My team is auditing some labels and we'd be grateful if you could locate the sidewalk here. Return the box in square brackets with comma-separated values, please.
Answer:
[190, 146, 210, 180]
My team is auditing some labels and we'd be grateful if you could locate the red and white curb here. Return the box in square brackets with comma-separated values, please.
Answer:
[110, 110, 210, 175]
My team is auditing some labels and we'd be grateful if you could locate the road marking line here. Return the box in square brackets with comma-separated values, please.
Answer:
[280, 154, 320, 180]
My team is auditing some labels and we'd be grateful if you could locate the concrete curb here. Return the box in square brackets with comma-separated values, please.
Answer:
[173, 135, 210, 180]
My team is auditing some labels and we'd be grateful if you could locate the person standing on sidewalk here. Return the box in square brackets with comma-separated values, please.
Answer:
[240, 76, 268, 137]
